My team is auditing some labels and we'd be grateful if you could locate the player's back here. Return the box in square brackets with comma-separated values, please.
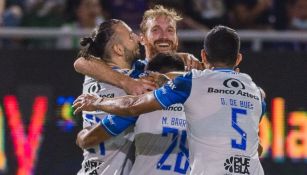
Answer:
[185, 69, 264, 175]
[78, 69, 135, 175]
[129, 104, 189, 175]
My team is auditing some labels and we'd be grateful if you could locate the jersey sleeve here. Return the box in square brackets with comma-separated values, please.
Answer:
[260, 100, 266, 121]
[100, 115, 137, 136]
[258, 87, 267, 121]
[153, 72, 192, 108]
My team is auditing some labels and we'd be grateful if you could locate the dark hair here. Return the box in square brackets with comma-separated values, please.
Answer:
[78, 19, 121, 59]
[204, 25, 240, 66]
[147, 53, 185, 73]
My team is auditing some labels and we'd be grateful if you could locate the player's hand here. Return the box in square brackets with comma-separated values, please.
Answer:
[72, 94, 103, 115]
[177, 52, 205, 71]
[122, 78, 157, 95]
[146, 72, 171, 87]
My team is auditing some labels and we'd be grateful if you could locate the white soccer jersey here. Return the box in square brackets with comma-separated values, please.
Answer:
[78, 68, 138, 175]
[154, 68, 265, 175]
[129, 104, 189, 175]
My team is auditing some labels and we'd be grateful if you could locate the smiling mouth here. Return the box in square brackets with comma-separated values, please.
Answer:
[156, 42, 171, 48]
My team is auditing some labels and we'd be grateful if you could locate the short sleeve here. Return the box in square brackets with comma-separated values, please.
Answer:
[101, 115, 137, 136]
[154, 72, 192, 108]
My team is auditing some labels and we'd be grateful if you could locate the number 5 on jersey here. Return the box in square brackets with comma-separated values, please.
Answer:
[231, 108, 247, 150]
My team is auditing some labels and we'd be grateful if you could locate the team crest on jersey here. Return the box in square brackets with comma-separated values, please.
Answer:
[223, 78, 245, 89]
[83, 159, 103, 175]
[223, 155, 250, 175]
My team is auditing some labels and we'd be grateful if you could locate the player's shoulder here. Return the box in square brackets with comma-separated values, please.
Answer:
[188, 69, 216, 79]
[190, 69, 208, 78]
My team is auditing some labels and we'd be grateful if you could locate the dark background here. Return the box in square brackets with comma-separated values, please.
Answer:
[0, 49, 306, 175]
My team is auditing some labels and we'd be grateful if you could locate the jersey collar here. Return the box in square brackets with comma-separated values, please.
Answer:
[212, 68, 235, 72]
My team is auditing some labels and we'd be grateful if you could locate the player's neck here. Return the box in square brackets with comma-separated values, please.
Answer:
[208, 63, 234, 70]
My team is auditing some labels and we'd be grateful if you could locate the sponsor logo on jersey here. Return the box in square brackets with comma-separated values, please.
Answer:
[208, 78, 258, 100]
[165, 106, 183, 111]
[83, 159, 103, 175]
[223, 78, 245, 89]
[224, 155, 250, 175]
[88, 83, 102, 94]
[99, 93, 115, 98]
[208, 87, 259, 100]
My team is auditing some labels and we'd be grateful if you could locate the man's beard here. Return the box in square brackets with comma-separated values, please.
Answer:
[124, 46, 140, 65]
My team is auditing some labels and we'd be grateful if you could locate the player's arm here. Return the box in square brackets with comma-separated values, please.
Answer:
[76, 115, 137, 149]
[73, 73, 192, 116]
[259, 87, 266, 123]
[76, 125, 110, 149]
[74, 57, 156, 95]
[73, 92, 162, 117]
[257, 87, 266, 156]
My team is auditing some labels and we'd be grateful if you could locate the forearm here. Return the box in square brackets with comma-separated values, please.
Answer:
[74, 57, 131, 89]
[96, 93, 161, 116]
[76, 125, 111, 149]
[97, 96, 144, 116]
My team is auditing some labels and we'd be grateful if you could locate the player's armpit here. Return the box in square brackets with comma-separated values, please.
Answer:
[76, 124, 111, 149]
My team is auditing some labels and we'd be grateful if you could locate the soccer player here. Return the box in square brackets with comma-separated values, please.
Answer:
[73, 25, 266, 175]
[73, 5, 203, 95]
[131, 53, 189, 175]
[77, 53, 189, 175]
[76, 19, 144, 175]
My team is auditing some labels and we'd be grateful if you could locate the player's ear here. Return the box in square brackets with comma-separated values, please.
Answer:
[139, 33, 146, 46]
[235, 53, 242, 67]
[113, 43, 124, 56]
[174, 35, 179, 50]
[201, 49, 209, 68]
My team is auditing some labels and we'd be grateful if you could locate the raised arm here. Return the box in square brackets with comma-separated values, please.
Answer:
[74, 57, 156, 95]
[73, 93, 162, 117]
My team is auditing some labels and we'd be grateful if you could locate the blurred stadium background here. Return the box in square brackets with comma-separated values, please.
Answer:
[0, 0, 307, 174]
